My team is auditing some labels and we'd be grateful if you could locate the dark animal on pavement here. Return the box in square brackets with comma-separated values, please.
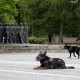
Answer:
[34, 50, 75, 70]
[64, 44, 80, 58]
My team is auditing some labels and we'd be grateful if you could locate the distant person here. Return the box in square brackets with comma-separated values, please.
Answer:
[76, 34, 80, 45]
[76, 34, 80, 41]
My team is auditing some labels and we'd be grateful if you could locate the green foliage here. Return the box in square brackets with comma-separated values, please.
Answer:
[28, 37, 45, 44]
[16, 0, 80, 38]
[0, 0, 19, 24]
[0, 0, 80, 38]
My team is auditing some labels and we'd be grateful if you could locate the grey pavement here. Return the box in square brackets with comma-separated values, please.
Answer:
[0, 52, 80, 80]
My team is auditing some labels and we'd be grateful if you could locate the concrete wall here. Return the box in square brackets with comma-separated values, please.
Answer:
[0, 44, 66, 53]
[45, 36, 76, 43]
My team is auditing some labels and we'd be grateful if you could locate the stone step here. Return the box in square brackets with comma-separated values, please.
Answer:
[0, 44, 67, 53]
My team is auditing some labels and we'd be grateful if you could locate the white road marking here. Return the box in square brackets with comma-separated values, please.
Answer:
[0, 60, 39, 65]
[0, 60, 80, 68]
[0, 69, 80, 79]
[0, 60, 80, 79]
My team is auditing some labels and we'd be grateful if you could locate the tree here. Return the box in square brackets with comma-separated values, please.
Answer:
[0, 0, 19, 24]
[27, 0, 51, 36]
[17, 0, 80, 43]
[50, 0, 80, 42]
[25, 0, 77, 42]
[64, 0, 80, 37]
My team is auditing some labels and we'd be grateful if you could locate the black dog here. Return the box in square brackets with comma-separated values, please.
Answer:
[34, 51, 74, 69]
[64, 44, 80, 58]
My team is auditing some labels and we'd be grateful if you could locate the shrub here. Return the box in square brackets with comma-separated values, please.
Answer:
[28, 37, 45, 44]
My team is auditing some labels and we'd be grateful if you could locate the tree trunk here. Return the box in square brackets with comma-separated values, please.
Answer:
[59, 21, 64, 43]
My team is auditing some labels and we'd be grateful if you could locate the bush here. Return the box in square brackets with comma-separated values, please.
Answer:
[28, 37, 45, 44]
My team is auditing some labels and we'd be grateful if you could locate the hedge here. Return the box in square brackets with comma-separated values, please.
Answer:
[28, 37, 45, 44]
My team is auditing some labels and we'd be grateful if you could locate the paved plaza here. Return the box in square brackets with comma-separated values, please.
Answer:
[0, 51, 80, 80]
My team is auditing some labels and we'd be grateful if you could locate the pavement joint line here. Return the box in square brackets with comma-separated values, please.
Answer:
[0, 60, 39, 65]
[0, 69, 80, 79]
[0, 60, 80, 68]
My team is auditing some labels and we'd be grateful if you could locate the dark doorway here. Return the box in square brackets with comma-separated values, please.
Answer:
[48, 34, 52, 43]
